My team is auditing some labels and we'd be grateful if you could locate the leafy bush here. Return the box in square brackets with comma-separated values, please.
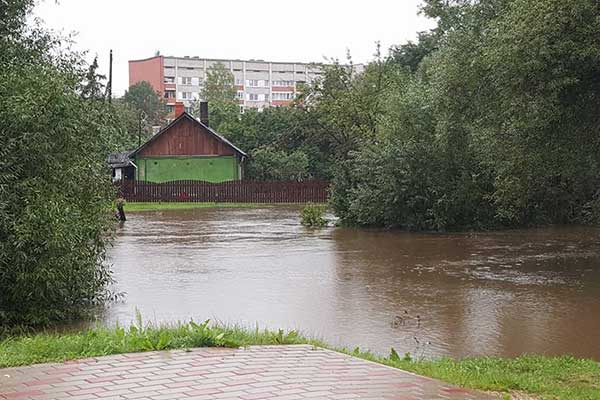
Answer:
[0, 3, 119, 326]
[301, 203, 328, 227]
[329, 0, 600, 230]
[246, 146, 309, 181]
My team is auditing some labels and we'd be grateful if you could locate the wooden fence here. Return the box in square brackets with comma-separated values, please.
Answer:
[118, 180, 329, 203]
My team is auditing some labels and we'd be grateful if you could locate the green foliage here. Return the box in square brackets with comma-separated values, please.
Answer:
[122, 81, 167, 128]
[329, 0, 600, 230]
[80, 56, 105, 100]
[0, 2, 119, 326]
[0, 320, 315, 368]
[300, 203, 328, 227]
[198, 62, 236, 106]
[335, 347, 600, 400]
[246, 146, 309, 181]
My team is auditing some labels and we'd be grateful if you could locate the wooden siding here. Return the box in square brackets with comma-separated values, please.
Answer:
[138, 118, 235, 157]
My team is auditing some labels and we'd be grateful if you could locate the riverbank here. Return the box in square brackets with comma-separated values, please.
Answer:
[1, 322, 598, 399]
[121, 202, 324, 212]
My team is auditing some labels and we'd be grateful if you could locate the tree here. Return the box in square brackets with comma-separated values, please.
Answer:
[0, 1, 120, 326]
[123, 81, 167, 129]
[388, 31, 439, 72]
[328, 0, 600, 229]
[200, 62, 236, 105]
[81, 56, 105, 100]
[245, 147, 309, 181]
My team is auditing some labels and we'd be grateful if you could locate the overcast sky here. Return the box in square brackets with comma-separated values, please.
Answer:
[32, 0, 436, 96]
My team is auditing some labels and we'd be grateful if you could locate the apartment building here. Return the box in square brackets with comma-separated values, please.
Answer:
[128, 55, 327, 114]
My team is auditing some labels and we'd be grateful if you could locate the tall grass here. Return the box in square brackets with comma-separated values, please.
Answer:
[0, 317, 322, 368]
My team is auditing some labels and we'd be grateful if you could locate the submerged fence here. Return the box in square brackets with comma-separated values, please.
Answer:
[118, 180, 329, 203]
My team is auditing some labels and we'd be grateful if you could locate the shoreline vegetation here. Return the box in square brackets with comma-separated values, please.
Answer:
[1, 321, 598, 400]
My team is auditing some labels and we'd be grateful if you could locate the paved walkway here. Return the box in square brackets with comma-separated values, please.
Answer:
[0, 345, 496, 399]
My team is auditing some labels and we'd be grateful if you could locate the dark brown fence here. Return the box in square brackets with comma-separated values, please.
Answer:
[118, 180, 329, 203]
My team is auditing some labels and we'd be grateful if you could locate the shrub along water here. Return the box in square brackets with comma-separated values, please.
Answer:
[300, 203, 328, 227]
[0, 2, 123, 326]
[320, 0, 600, 230]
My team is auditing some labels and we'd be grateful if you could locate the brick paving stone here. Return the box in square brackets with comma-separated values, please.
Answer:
[0, 345, 499, 399]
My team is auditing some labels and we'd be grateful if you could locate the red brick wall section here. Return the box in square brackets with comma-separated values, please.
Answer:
[128, 56, 164, 94]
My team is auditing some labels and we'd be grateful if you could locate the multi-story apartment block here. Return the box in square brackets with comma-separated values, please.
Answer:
[129, 55, 327, 114]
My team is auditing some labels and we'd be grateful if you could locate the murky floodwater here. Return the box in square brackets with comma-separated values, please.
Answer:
[104, 207, 600, 360]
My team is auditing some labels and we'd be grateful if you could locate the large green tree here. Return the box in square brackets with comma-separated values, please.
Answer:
[0, 1, 121, 326]
[122, 80, 167, 131]
[200, 62, 236, 105]
[328, 0, 600, 229]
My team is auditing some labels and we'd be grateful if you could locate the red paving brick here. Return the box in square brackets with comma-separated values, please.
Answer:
[0, 345, 498, 399]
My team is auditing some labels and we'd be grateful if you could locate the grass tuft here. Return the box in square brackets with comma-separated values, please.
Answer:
[0, 320, 323, 368]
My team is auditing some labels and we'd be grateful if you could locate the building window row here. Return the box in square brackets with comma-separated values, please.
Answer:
[179, 92, 198, 100]
[272, 80, 294, 87]
[272, 92, 295, 100]
[247, 93, 269, 101]
[179, 77, 203, 85]
[246, 79, 269, 87]
[166, 76, 307, 88]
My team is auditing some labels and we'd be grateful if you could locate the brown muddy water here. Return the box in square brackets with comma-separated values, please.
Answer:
[104, 206, 600, 360]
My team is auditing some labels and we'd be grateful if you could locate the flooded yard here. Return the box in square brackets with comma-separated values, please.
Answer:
[104, 207, 600, 360]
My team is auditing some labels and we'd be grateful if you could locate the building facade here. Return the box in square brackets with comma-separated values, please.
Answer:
[129, 55, 326, 114]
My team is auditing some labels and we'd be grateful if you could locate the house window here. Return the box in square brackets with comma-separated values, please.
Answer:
[181, 92, 193, 99]
[235, 78, 244, 86]
[164, 76, 175, 84]
[164, 91, 175, 99]
[166, 105, 175, 113]
[247, 79, 259, 87]
[181, 77, 192, 85]
[239, 105, 245, 113]
[247, 93, 259, 101]
[263, 80, 269, 87]
[236, 91, 244, 100]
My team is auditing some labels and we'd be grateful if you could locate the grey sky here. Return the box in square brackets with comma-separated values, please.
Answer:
[33, 0, 435, 96]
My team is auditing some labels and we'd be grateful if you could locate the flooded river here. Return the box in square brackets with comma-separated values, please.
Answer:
[105, 207, 600, 360]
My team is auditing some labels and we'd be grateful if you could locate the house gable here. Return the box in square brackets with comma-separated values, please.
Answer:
[138, 116, 235, 157]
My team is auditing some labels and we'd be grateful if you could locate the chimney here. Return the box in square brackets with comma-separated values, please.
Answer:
[174, 101, 185, 118]
[199, 101, 209, 126]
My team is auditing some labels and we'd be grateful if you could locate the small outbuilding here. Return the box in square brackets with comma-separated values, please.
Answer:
[108, 102, 247, 183]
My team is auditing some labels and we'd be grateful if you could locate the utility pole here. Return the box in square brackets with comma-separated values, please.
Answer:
[138, 112, 142, 147]
[107, 49, 113, 103]
[138, 110, 146, 147]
